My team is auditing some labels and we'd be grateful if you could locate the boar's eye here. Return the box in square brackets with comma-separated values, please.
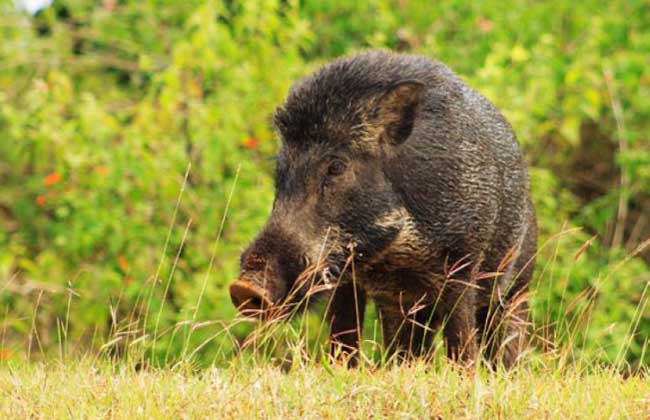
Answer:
[326, 159, 346, 177]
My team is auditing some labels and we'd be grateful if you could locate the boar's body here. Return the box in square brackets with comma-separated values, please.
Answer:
[230, 51, 537, 368]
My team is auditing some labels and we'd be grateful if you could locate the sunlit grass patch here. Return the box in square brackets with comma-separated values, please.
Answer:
[1, 357, 648, 419]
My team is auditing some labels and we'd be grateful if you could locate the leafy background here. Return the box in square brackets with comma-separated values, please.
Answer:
[1, 0, 649, 367]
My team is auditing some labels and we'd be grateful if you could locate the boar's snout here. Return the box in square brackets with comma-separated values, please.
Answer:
[229, 279, 273, 316]
[231, 224, 311, 317]
[229, 251, 277, 316]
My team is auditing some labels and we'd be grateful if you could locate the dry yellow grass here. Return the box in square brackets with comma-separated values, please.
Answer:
[2, 358, 649, 419]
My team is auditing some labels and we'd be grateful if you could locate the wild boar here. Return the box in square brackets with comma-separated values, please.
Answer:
[229, 50, 537, 368]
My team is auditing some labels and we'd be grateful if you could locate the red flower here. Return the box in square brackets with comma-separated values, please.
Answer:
[476, 16, 494, 33]
[117, 255, 129, 271]
[242, 137, 259, 150]
[94, 165, 109, 176]
[44, 171, 62, 186]
[103, 0, 116, 11]
[0, 348, 12, 360]
[35, 195, 47, 206]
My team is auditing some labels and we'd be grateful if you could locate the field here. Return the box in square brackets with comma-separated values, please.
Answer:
[2, 359, 649, 418]
[1, 0, 650, 418]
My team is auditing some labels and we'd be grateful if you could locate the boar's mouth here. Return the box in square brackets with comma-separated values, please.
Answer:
[229, 279, 274, 318]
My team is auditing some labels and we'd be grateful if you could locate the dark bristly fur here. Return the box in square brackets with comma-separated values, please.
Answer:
[230, 50, 537, 368]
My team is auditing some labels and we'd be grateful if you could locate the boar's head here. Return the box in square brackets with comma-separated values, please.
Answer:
[229, 53, 426, 318]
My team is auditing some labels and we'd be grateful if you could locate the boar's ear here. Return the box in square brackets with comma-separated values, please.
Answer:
[371, 80, 425, 146]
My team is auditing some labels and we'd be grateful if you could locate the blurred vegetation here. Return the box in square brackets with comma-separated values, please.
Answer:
[0, 0, 649, 367]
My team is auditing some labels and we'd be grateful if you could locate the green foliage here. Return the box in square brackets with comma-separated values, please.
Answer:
[0, 0, 649, 366]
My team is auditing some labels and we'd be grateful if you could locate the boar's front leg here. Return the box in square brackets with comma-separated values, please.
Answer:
[327, 280, 366, 367]
[377, 299, 436, 362]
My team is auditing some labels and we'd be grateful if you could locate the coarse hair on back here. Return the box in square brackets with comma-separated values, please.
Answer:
[273, 50, 454, 150]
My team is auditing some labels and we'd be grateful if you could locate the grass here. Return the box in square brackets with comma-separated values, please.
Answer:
[3, 161, 650, 419]
[2, 357, 649, 418]
[2, 221, 650, 419]
[3, 218, 650, 419]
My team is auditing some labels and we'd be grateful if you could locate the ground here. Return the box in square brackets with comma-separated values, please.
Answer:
[2, 359, 649, 419]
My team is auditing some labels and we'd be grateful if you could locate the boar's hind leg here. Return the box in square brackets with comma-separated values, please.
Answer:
[482, 228, 536, 368]
[327, 280, 366, 367]
[478, 295, 529, 369]
[485, 300, 529, 369]
[439, 284, 479, 366]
